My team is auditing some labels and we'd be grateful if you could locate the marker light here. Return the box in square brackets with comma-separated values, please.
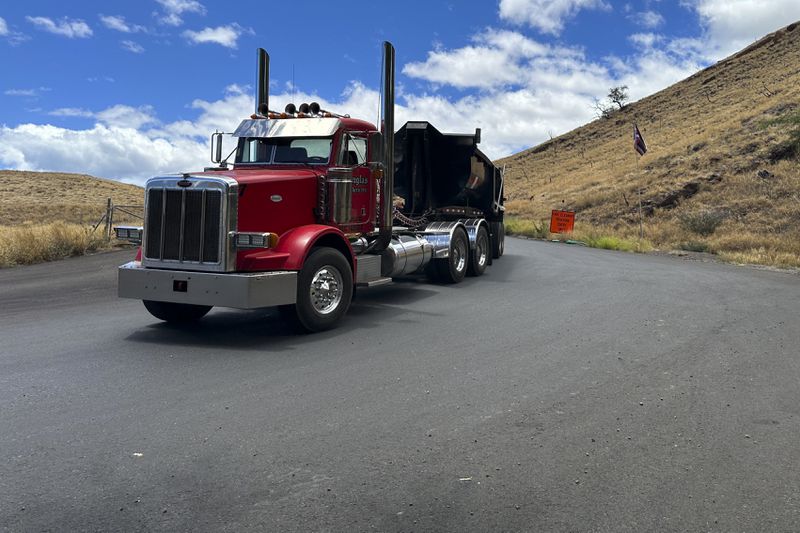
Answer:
[114, 226, 143, 244]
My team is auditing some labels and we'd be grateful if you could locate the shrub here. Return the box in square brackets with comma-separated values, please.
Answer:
[678, 209, 726, 236]
[679, 241, 710, 253]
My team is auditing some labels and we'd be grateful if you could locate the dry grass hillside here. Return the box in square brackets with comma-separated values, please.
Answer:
[0, 170, 143, 225]
[0, 170, 143, 267]
[498, 22, 800, 268]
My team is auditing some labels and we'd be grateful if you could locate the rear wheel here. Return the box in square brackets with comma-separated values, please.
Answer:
[467, 225, 490, 277]
[282, 247, 353, 332]
[432, 226, 469, 284]
[491, 221, 505, 259]
[143, 300, 212, 323]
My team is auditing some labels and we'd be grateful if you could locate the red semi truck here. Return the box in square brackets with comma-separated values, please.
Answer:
[116, 42, 505, 332]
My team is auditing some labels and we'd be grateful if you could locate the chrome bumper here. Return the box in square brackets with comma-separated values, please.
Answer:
[118, 261, 297, 308]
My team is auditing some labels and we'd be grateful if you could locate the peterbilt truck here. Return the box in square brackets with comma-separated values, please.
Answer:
[116, 42, 505, 332]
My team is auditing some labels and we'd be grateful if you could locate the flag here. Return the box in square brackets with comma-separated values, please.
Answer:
[633, 124, 647, 156]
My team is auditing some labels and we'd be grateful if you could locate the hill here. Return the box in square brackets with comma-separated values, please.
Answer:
[498, 22, 800, 268]
[0, 170, 143, 226]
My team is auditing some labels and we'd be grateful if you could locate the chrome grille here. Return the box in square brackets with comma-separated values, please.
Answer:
[142, 176, 237, 272]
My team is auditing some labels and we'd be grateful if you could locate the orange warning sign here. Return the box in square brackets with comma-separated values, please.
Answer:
[550, 210, 575, 234]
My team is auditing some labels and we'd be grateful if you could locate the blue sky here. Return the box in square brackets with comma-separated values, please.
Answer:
[1, 0, 799, 184]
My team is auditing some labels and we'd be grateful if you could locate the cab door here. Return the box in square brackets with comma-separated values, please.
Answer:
[339, 131, 375, 233]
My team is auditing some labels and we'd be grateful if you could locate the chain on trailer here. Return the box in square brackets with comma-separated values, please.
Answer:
[392, 207, 433, 229]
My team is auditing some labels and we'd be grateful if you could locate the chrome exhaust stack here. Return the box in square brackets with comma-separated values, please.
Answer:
[256, 48, 270, 115]
[374, 41, 395, 253]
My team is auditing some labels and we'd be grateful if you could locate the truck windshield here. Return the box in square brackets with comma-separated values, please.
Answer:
[235, 137, 333, 165]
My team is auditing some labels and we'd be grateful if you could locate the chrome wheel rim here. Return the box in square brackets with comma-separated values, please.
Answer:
[477, 234, 488, 268]
[310, 266, 343, 315]
[453, 238, 467, 273]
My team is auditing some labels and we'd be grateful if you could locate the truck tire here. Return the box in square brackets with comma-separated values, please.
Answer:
[491, 221, 505, 259]
[143, 300, 212, 323]
[467, 225, 490, 277]
[432, 226, 469, 284]
[282, 247, 353, 332]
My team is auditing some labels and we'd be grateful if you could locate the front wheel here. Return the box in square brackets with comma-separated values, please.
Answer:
[282, 247, 353, 332]
[143, 300, 212, 323]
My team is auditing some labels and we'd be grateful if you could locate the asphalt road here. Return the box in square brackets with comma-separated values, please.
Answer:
[1, 239, 799, 532]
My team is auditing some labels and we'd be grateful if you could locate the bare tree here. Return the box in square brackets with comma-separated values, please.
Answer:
[591, 97, 614, 119]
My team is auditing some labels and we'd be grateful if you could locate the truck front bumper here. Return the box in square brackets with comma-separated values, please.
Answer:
[118, 262, 297, 308]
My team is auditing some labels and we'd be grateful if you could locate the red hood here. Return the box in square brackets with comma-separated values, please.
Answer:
[193, 167, 325, 185]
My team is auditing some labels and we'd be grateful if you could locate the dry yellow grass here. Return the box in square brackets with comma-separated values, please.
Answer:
[498, 22, 800, 268]
[0, 170, 143, 267]
[0, 222, 110, 267]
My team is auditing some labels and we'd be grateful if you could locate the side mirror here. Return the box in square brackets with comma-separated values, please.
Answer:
[369, 132, 384, 163]
[210, 132, 223, 164]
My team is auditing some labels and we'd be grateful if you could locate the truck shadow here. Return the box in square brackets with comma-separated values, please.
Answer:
[123, 253, 522, 351]
[123, 282, 442, 352]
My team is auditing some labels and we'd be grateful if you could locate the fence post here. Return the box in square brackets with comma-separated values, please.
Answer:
[104, 198, 112, 239]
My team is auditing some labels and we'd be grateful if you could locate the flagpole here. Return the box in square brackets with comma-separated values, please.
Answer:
[633, 124, 647, 241]
[637, 154, 643, 240]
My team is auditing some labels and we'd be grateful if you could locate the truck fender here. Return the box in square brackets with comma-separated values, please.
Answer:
[456, 218, 489, 251]
[274, 225, 356, 279]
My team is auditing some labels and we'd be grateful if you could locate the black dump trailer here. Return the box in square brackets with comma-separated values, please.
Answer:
[393, 121, 504, 224]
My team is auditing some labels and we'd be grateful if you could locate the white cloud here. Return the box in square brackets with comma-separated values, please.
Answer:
[155, 0, 206, 26]
[5, 89, 37, 97]
[50, 105, 158, 129]
[404, 28, 606, 94]
[26, 16, 93, 38]
[499, 0, 611, 35]
[5, 87, 50, 97]
[632, 10, 664, 29]
[404, 30, 554, 89]
[96, 105, 159, 129]
[0, 123, 204, 184]
[182, 24, 244, 48]
[99, 15, 146, 33]
[49, 107, 95, 118]
[121, 40, 145, 53]
[629, 32, 661, 48]
[0, 16, 30, 45]
[689, 0, 800, 58]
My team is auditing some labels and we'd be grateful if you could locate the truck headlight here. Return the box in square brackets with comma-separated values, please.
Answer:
[231, 232, 279, 249]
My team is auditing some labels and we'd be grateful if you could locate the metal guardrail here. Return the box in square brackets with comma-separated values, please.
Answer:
[92, 198, 144, 239]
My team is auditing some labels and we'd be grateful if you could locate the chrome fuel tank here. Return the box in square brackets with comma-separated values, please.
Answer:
[381, 235, 435, 277]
